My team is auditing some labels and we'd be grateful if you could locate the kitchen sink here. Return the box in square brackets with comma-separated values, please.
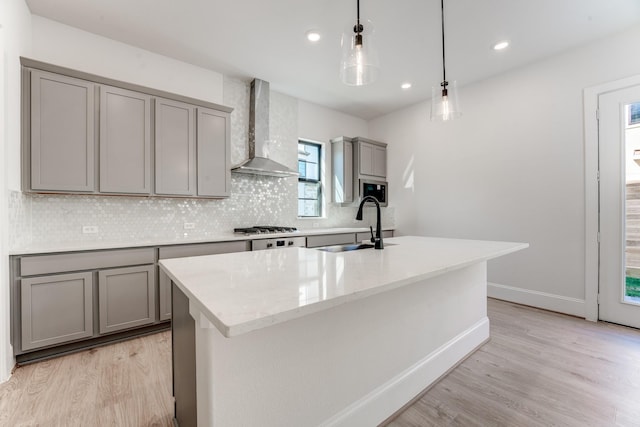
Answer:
[315, 243, 396, 253]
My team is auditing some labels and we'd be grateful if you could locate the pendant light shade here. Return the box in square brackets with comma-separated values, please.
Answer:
[431, 0, 461, 121]
[431, 80, 461, 121]
[340, 0, 379, 86]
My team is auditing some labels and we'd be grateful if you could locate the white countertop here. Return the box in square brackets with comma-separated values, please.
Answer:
[159, 236, 528, 338]
[9, 227, 393, 255]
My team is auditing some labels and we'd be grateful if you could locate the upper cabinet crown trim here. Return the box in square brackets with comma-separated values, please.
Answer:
[20, 57, 233, 113]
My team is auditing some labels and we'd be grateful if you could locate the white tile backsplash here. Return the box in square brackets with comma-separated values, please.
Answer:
[8, 77, 394, 250]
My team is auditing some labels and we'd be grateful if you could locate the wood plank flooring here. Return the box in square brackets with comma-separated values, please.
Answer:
[387, 299, 640, 427]
[0, 299, 639, 426]
[0, 332, 173, 426]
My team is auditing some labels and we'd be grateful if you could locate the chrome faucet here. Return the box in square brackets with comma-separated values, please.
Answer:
[356, 196, 384, 249]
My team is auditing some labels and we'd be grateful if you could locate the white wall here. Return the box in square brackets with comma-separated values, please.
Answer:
[1, 0, 32, 382]
[298, 99, 370, 223]
[31, 16, 224, 103]
[370, 24, 640, 316]
[298, 99, 368, 143]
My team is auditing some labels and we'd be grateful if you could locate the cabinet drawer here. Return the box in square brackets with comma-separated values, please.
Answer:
[159, 241, 248, 259]
[306, 233, 356, 248]
[20, 248, 155, 276]
[99, 265, 156, 334]
[356, 230, 394, 243]
[21, 272, 93, 351]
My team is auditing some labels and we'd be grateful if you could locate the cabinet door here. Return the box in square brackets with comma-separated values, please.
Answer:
[21, 272, 93, 351]
[155, 98, 196, 196]
[100, 86, 151, 194]
[359, 142, 374, 176]
[99, 265, 156, 334]
[158, 271, 172, 321]
[373, 145, 387, 177]
[30, 70, 95, 192]
[332, 138, 354, 203]
[197, 107, 230, 197]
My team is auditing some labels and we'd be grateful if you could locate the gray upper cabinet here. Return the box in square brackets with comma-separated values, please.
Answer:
[100, 86, 152, 194]
[29, 70, 95, 192]
[197, 107, 230, 197]
[155, 98, 196, 196]
[22, 58, 233, 199]
[21, 272, 93, 351]
[331, 137, 354, 204]
[358, 140, 387, 178]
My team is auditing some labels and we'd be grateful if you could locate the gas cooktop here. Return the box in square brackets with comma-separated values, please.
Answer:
[234, 226, 298, 235]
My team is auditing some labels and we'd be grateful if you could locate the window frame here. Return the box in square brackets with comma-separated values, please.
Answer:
[297, 139, 324, 218]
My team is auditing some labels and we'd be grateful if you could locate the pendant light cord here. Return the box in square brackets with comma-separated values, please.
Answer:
[355, 0, 363, 33]
[440, 0, 447, 85]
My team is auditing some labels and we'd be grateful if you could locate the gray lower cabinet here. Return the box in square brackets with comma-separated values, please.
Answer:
[100, 86, 152, 194]
[172, 283, 197, 427]
[28, 70, 95, 192]
[13, 247, 156, 358]
[98, 265, 156, 334]
[21, 272, 93, 351]
[306, 233, 357, 248]
[155, 98, 196, 196]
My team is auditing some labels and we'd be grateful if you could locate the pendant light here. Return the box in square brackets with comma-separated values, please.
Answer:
[340, 0, 379, 86]
[431, 0, 461, 121]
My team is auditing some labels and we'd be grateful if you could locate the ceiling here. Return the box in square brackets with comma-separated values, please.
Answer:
[25, 0, 640, 120]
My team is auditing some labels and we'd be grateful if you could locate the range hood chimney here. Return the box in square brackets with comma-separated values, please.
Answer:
[231, 79, 299, 178]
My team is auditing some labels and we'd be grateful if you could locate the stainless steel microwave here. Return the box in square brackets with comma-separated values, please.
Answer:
[359, 179, 388, 206]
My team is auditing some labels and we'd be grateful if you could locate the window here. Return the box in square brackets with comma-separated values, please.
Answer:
[629, 103, 640, 127]
[298, 140, 322, 217]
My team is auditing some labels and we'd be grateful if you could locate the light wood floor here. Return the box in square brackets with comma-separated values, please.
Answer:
[388, 299, 640, 427]
[0, 332, 173, 426]
[1, 299, 639, 426]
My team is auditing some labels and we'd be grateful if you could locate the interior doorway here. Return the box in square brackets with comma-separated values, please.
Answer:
[598, 84, 640, 328]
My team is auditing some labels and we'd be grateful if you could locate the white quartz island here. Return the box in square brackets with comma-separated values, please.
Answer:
[160, 236, 527, 427]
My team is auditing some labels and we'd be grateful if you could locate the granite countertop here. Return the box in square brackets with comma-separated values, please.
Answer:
[159, 236, 528, 338]
[9, 227, 395, 255]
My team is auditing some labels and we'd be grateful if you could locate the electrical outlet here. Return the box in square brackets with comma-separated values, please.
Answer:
[82, 225, 99, 234]
[183, 222, 195, 230]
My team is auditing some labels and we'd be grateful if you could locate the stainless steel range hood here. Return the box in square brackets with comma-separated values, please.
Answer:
[231, 79, 299, 178]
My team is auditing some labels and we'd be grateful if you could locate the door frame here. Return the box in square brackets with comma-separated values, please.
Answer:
[584, 75, 640, 321]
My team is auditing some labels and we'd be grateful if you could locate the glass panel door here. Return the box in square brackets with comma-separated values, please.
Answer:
[599, 86, 640, 328]
[624, 102, 640, 304]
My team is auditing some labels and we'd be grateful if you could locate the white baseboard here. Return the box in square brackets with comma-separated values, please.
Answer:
[322, 318, 490, 427]
[488, 282, 585, 318]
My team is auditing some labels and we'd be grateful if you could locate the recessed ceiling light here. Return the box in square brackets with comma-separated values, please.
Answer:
[306, 31, 321, 42]
[492, 40, 510, 51]
[401, 82, 412, 90]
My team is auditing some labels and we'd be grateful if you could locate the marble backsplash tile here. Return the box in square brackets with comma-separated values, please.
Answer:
[7, 187, 394, 249]
[7, 76, 394, 250]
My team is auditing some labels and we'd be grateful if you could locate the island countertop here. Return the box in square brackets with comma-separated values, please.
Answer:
[159, 235, 528, 338]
